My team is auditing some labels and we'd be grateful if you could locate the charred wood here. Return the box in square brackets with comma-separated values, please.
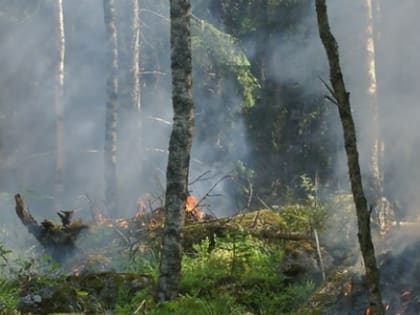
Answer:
[14, 193, 89, 262]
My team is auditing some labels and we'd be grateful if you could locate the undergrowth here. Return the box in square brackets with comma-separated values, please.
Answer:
[115, 233, 315, 315]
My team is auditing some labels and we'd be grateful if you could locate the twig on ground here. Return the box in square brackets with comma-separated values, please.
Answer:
[314, 228, 326, 281]
[132, 299, 146, 314]
[113, 226, 130, 247]
[256, 195, 274, 212]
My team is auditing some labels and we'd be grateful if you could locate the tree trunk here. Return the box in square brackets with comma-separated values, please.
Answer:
[365, 0, 384, 230]
[54, 0, 65, 210]
[130, 0, 142, 171]
[252, 0, 268, 85]
[315, 1, 384, 314]
[131, 0, 141, 113]
[103, 0, 119, 216]
[156, 0, 194, 302]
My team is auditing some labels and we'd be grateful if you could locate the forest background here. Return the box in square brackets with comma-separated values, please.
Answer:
[0, 0, 418, 225]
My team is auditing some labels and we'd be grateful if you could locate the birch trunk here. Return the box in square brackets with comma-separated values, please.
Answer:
[131, 0, 142, 165]
[103, 0, 119, 216]
[365, 0, 382, 216]
[315, 1, 384, 314]
[365, 0, 391, 234]
[156, 0, 194, 302]
[131, 0, 141, 113]
[54, 0, 65, 210]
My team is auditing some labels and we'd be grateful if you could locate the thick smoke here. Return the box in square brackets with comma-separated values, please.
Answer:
[0, 0, 249, 254]
[326, 0, 420, 220]
[1, 0, 419, 254]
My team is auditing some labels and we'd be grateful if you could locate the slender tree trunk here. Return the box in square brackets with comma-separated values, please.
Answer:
[156, 0, 194, 302]
[252, 0, 268, 85]
[103, 0, 119, 216]
[315, 1, 384, 314]
[131, 0, 141, 113]
[131, 0, 142, 162]
[54, 0, 65, 210]
[365, 0, 382, 217]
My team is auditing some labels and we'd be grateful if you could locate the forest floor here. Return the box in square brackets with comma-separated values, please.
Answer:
[2, 194, 420, 314]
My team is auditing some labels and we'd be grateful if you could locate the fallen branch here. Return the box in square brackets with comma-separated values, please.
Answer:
[182, 209, 313, 250]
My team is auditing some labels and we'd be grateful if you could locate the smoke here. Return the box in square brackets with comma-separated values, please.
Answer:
[0, 0, 252, 257]
[324, 0, 420, 220]
[1, 0, 419, 257]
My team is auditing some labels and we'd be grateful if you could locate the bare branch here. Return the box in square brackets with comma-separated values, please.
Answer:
[189, 170, 211, 185]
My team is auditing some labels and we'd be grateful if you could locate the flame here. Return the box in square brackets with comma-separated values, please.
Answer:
[343, 282, 352, 296]
[116, 218, 129, 229]
[186, 195, 198, 212]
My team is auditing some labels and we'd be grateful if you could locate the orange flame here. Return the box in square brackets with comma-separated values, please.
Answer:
[186, 195, 198, 212]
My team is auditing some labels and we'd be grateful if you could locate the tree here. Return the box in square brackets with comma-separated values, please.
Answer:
[131, 0, 141, 113]
[129, 0, 142, 177]
[103, 0, 119, 216]
[364, 0, 389, 233]
[156, 0, 194, 302]
[54, 0, 65, 210]
[315, 1, 384, 314]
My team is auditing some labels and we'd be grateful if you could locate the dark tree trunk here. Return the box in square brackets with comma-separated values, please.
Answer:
[156, 0, 194, 302]
[103, 0, 119, 216]
[252, 0, 268, 85]
[54, 0, 65, 210]
[315, 1, 384, 314]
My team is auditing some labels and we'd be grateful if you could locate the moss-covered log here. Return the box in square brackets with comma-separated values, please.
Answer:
[132, 209, 313, 252]
[182, 209, 312, 250]
[18, 272, 153, 314]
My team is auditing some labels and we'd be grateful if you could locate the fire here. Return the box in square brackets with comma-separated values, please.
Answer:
[343, 282, 352, 296]
[186, 194, 198, 212]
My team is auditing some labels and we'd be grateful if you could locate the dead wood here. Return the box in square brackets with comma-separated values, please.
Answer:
[180, 209, 313, 250]
[14, 193, 89, 262]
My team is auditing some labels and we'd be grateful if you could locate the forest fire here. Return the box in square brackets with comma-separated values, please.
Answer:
[94, 193, 209, 232]
[185, 194, 198, 212]
[329, 235, 420, 315]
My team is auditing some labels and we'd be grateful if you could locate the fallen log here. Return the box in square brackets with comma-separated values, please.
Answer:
[148, 209, 314, 250]
[17, 272, 153, 314]
[14, 193, 89, 262]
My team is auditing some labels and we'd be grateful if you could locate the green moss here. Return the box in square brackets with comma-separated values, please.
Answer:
[183, 209, 288, 250]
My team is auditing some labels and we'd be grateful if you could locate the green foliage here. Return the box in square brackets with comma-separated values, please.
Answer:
[279, 175, 328, 231]
[146, 294, 245, 315]
[113, 232, 314, 314]
[230, 160, 255, 209]
[0, 243, 18, 312]
[0, 278, 19, 313]
[0, 242, 12, 264]
[113, 247, 160, 280]
[192, 18, 259, 108]
[179, 233, 313, 314]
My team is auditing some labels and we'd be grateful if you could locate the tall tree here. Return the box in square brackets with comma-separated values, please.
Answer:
[156, 0, 194, 302]
[365, 0, 389, 233]
[131, 0, 141, 113]
[130, 0, 142, 172]
[54, 0, 65, 210]
[103, 0, 119, 216]
[315, 1, 384, 314]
